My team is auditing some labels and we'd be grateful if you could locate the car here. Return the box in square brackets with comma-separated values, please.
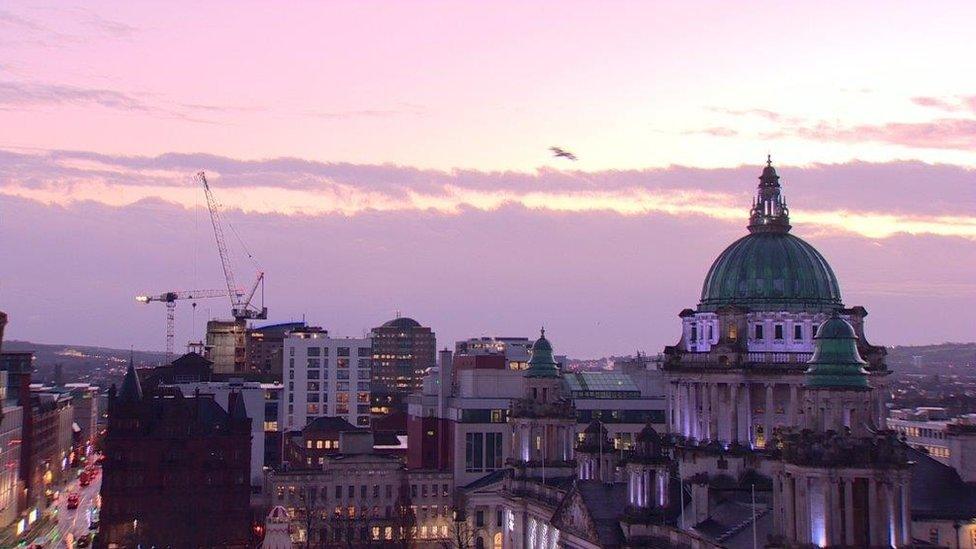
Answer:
[76, 534, 91, 547]
[79, 471, 91, 487]
[67, 493, 80, 509]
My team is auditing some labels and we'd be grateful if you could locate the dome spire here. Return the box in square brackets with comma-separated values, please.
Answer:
[748, 156, 792, 234]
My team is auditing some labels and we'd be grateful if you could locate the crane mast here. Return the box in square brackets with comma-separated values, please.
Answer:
[197, 171, 267, 321]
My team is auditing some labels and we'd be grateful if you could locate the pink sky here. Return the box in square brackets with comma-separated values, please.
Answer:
[0, 2, 974, 356]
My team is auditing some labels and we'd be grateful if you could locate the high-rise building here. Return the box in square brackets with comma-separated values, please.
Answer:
[205, 319, 247, 374]
[98, 362, 252, 548]
[371, 316, 435, 414]
[283, 327, 372, 429]
[245, 321, 305, 378]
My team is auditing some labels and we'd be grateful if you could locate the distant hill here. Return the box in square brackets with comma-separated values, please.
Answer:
[1, 340, 168, 385]
[886, 342, 976, 373]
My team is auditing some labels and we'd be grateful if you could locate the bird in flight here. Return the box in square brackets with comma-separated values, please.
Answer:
[549, 147, 577, 161]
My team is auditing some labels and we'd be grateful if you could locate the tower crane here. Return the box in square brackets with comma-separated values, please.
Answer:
[197, 171, 268, 321]
[135, 289, 227, 361]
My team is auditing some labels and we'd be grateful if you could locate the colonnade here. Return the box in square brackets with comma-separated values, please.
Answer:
[514, 422, 573, 463]
[774, 472, 912, 547]
[667, 379, 801, 446]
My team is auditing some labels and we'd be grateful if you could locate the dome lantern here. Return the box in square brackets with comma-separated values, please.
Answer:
[748, 155, 792, 234]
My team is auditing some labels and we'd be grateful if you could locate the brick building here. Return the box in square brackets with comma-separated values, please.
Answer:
[97, 361, 253, 548]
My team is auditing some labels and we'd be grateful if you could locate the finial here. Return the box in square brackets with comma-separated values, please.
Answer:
[540, 326, 546, 338]
[766, 153, 772, 167]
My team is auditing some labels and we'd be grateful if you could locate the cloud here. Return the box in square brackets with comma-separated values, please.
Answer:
[706, 107, 805, 125]
[911, 95, 976, 113]
[687, 126, 739, 137]
[0, 81, 154, 112]
[1, 149, 974, 241]
[773, 119, 976, 152]
[0, 9, 46, 32]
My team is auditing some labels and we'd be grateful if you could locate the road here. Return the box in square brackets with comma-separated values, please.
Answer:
[25, 468, 102, 549]
[58, 470, 101, 548]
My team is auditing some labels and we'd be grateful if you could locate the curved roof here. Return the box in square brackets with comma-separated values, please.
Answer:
[525, 328, 560, 378]
[805, 315, 869, 389]
[382, 317, 422, 329]
[699, 232, 843, 312]
[699, 160, 843, 313]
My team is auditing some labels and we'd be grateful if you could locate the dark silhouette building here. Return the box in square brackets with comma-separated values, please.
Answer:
[245, 321, 305, 378]
[370, 316, 435, 414]
[98, 361, 253, 548]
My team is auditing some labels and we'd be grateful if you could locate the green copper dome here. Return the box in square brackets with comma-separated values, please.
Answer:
[805, 315, 869, 389]
[525, 328, 560, 378]
[698, 159, 843, 312]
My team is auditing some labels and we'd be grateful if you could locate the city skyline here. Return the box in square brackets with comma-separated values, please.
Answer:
[1, 2, 975, 357]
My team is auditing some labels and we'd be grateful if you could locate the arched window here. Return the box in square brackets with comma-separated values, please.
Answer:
[476, 536, 485, 549]
[493, 532, 503, 549]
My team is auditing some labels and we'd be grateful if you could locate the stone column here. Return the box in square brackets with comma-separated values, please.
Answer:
[745, 383, 753, 447]
[730, 383, 740, 444]
[844, 478, 855, 546]
[693, 383, 702, 440]
[900, 479, 911, 546]
[784, 475, 795, 541]
[828, 478, 843, 546]
[764, 384, 774, 448]
[789, 383, 798, 427]
[709, 383, 719, 441]
[868, 479, 880, 546]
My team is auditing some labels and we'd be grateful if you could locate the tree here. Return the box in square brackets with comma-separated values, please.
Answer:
[294, 485, 326, 548]
[391, 484, 417, 549]
[442, 495, 484, 549]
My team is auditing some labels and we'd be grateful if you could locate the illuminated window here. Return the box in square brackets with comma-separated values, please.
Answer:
[385, 527, 392, 540]
[372, 527, 380, 540]
[306, 440, 313, 449]
[316, 440, 323, 449]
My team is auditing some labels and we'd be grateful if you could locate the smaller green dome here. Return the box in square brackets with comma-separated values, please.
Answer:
[805, 315, 869, 389]
[525, 328, 560, 378]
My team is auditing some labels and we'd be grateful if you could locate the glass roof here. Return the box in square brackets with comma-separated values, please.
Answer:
[565, 371, 639, 394]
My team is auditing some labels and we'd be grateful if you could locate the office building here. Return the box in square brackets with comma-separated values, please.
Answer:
[267, 430, 452, 547]
[245, 321, 305, 377]
[283, 327, 372, 429]
[371, 316, 435, 413]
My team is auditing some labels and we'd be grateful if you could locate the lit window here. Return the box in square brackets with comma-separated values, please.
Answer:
[316, 440, 323, 449]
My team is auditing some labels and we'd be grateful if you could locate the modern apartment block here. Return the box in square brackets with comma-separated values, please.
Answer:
[283, 327, 372, 429]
